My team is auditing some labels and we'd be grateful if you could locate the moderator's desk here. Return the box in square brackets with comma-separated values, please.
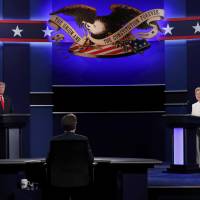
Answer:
[94, 157, 162, 200]
[0, 158, 161, 200]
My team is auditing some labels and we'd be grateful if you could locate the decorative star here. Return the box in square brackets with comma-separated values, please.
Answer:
[162, 24, 174, 35]
[192, 22, 200, 34]
[12, 25, 23, 37]
[42, 26, 53, 37]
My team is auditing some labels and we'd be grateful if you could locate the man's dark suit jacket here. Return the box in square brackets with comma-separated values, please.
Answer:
[0, 95, 13, 114]
[47, 132, 94, 188]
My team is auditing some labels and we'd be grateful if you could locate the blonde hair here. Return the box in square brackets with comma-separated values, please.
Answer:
[195, 87, 200, 94]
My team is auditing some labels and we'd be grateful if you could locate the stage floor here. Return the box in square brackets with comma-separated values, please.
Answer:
[148, 164, 200, 200]
[148, 164, 200, 187]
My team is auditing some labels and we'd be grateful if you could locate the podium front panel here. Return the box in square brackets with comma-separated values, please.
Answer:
[164, 114, 200, 172]
[0, 114, 29, 158]
[8, 128, 20, 158]
[173, 128, 184, 165]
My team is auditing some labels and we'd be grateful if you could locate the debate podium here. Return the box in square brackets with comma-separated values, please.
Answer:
[163, 114, 200, 172]
[0, 114, 30, 159]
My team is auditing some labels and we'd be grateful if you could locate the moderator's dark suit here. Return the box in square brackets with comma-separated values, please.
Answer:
[46, 132, 94, 200]
[0, 95, 13, 114]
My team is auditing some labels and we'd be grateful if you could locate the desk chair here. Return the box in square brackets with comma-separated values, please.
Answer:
[46, 140, 93, 200]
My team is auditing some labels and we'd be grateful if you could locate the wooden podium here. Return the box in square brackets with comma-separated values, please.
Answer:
[0, 114, 30, 159]
[163, 114, 200, 172]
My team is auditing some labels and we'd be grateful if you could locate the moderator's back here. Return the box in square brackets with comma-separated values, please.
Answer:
[49, 140, 91, 187]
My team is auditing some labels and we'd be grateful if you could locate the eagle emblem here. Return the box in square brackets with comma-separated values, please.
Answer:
[49, 4, 164, 58]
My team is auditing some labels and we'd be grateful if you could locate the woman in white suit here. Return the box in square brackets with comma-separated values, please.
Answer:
[192, 87, 200, 165]
[192, 87, 200, 116]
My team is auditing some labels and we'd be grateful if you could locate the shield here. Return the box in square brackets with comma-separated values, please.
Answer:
[69, 39, 151, 58]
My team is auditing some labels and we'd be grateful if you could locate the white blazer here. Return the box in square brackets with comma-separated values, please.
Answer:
[192, 101, 200, 116]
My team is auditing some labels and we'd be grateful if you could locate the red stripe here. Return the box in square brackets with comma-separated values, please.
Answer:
[0, 38, 49, 42]
[90, 46, 117, 55]
[79, 47, 95, 53]
[70, 47, 80, 51]
[70, 45, 80, 51]
[160, 35, 200, 40]
[167, 16, 200, 22]
[70, 43, 80, 49]
[0, 20, 46, 24]
[1, 17, 200, 24]
[106, 49, 124, 55]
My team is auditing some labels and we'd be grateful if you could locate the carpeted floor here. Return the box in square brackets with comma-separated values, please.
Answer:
[148, 164, 200, 200]
[148, 164, 200, 187]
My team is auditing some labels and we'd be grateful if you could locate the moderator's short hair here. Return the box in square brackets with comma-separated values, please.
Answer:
[195, 87, 200, 93]
[61, 113, 77, 131]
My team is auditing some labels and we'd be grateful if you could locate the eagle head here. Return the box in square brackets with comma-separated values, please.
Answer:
[82, 20, 106, 35]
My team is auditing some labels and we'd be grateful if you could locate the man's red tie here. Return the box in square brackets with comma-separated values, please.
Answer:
[0, 96, 4, 110]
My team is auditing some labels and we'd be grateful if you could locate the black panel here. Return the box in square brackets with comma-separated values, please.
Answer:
[165, 90, 188, 104]
[30, 93, 53, 105]
[3, 44, 30, 113]
[187, 41, 200, 107]
[53, 112, 165, 160]
[53, 85, 165, 112]
[3, 0, 29, 18]
[187, 0, 200, 16]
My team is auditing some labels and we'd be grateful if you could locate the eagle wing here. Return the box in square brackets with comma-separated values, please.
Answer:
[109, 4, 157, 29]
[50, 4, 97, 27]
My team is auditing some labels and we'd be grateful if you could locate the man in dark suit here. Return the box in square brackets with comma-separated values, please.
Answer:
[46, 113, 94, 200]
[0, 81, 13, 114]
